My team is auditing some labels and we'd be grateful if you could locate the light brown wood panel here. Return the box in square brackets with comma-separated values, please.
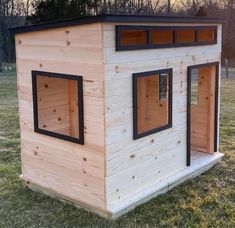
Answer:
[137, 75, 168, 134]
[191, 65, 216, 153]
[37, 76, 71, 135]
[198, 29, 215, 42]
[176, 29, 195, 43]
[102, 22, 221, 211]
[15, 22, 106, 211]
[151, 30, 173, 45]
[69, 80, 79, 138]
[120, 30, 148, 46]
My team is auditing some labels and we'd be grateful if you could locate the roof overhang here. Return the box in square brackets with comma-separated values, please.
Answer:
[10, 14, 225, 35]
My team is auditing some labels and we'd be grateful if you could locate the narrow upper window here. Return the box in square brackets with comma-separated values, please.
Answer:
[175, 29, 195, 43]
[120, 29, 148, 47]
[197, 29, 215, 42]
[116, 25, 217, 51]
[151, 30, 174, 45]
[133, 69, 172, 139]
[32, 71, 84, 144]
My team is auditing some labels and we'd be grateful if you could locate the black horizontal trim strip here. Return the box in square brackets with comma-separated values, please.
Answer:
[10, 14, 224, 35]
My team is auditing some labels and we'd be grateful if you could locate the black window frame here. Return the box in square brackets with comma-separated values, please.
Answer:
[133, 69, 173, 140]
[32, 70, 84, 144]
[116, 25, 217, 51]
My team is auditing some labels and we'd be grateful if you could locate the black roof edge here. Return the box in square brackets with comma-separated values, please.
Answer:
[10, 14, 225, 35]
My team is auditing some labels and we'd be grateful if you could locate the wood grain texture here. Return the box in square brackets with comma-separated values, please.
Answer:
[103, 22, 222, 209]
[15, 21, 222, 214]
[15, 23, 106, 210]
[191, 65, 216, 153]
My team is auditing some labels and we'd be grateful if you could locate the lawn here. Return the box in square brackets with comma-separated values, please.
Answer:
[0, 70, 234, 228]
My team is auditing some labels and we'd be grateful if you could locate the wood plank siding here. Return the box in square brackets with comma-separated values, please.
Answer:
[103, 23, 222, 210]
[15, 23, 106, 210]
[15, 20, 222, 216]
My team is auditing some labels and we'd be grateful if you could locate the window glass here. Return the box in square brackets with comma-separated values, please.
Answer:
[191, 69, 199, 105]
[120, 30, 148, 46]
[151, 30, 173, 45]
[133, 70, 172, 138]
[176, 30, 195, 43]
[159, 73, 168, 100]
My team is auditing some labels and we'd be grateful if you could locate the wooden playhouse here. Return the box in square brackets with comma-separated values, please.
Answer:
[12, 15, 224, 219]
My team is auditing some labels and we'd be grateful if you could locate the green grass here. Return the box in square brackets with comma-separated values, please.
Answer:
[0, 70, 234, 228]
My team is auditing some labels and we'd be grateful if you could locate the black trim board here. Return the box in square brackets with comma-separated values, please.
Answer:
[186, 62, 219, 166]
[32, 70, 84, 144]
[10, 14, 224, 35]
[133, 69, 173, 140]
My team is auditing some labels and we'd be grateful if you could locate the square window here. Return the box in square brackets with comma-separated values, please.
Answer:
[133, 69, 173, 139]
[32, 71, 84, 144]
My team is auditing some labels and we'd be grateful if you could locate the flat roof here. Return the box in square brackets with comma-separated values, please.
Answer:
[10, 14, 224, 35]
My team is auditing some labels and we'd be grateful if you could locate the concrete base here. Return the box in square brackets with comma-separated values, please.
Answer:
[20, 151, 224, 220]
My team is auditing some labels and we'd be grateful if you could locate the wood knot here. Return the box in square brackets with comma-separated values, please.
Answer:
[178, 140, 181, 144]
[83, 170, 86, 174]
[53, 109, 56, 113]
[66, 40, 71, 46]
[151, 139, 154, 143]
[42, 124, 46, 128]
[34, 151, 38, 156]
[130, 154, 135, 159]
[39, 63, 43, 68]
[18, 40, 22, 45]
[83, 157, 87, 162]
[58, 117, 62, 121]
[132, 176, 135, 179]
[115, 66, 119, 73]
[44, 84, 48, 88]
[65, 30, 70, 34]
